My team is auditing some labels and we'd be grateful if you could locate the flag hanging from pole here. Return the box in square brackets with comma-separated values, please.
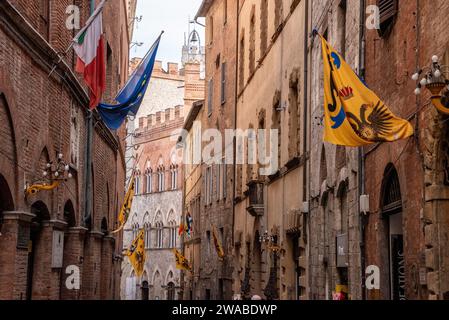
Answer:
[125, 229, 146, 277]
[173, 249, 192, 273]
[212, 225, 225, 261]
[73, 0, 106, 109]
[112, 178, 135, 234]
[318, 33, 413, 146]
[97, 33, 163, 130]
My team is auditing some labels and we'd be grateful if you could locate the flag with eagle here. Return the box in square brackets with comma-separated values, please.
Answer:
[318, 33, 413, 146]
[125, 229, 146, 277]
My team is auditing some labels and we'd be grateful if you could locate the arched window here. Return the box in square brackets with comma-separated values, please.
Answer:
[167, 282, 175, 300]
[170, 164, 178, 190]
[168, 220, 177, 248]
[141, 281, 149, 300]
[135, 171, 142, 195]
[158, 166, 165, 192]
[146, 168, 153, 193]
[144, 213, 151, 249]
[131, 213, 139, 240]
[154, 212, 164, 248]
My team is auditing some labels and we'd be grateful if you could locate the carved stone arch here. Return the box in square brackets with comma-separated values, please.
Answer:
[165, 267, 175, 285]
[166, 209, 175, 225]
[336, 177, 349, 199]
[151, 268, 161, 286]
[153, 210, 163, 226]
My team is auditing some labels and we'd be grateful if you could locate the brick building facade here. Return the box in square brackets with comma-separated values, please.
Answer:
[363, 0, 449, 300]
[0, 0, 133, 300]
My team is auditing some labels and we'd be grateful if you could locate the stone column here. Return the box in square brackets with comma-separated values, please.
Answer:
[100, 235, 115, 300]
[81, 231, 104, 300]
[31, 220, 67, 300]
[60, 227, 88, 300]
[0, 211, 35, 300]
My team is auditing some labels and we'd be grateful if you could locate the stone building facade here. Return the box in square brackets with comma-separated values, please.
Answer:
[181, 100, 205, 300]
[193, 0, 238, 300]
[232, 0, 308, 300]
[308, 0, 363, 300]
[121, 49, 205, 299]
[0, 0, 132, 300]
[122, 106, 185, 301]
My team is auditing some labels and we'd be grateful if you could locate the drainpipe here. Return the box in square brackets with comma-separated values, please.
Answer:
[232, 0, 240, 283]
[83, 0, 96, 227]
[358, 0, 367, 301]
[302, 0, 310, 300]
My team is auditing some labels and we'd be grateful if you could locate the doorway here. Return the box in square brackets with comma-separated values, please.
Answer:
[381, 165, 405, 300]
[27, 201, 50, 300]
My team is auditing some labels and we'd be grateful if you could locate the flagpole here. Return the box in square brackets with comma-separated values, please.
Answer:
[48, 0, 107, 77]
[48, 43, 74, 77]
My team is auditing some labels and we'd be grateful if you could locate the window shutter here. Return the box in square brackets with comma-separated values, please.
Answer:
[208, 79, 213, 115]
[378, 0, 398, 24]
[221, 62, 226, 105]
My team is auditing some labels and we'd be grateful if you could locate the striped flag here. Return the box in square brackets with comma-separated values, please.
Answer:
[73, 1, 106, 109]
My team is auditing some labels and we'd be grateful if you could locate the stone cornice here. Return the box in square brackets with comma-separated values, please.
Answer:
[2, 211, 35, 223]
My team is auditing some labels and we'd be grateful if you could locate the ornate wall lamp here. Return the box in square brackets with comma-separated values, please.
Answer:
[26, 153, 73, 197]
[413, 55, 449, 114]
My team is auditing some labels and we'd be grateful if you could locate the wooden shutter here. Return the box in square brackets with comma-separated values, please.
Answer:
[378, 0, 398, 24]
[221, 62, 226, 105]
[208, 79, 213, 115]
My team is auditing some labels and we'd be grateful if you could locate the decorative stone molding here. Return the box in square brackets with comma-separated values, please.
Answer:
[2, 211, 35, 223]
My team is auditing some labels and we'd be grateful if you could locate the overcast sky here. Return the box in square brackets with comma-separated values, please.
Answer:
[131, 0, 205, 66]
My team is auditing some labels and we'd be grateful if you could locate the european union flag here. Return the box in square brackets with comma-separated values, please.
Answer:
[97, 33, 163, 130]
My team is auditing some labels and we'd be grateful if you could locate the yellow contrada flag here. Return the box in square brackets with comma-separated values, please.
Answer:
[173, 249, 192, 273]
[212, 225, 225, 261]
[125, 229, 146, 277]
[319, 34, 413, 146]
[112, 178, 135, 234]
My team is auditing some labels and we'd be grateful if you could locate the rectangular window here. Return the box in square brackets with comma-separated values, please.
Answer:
[206, 231, 211, 255]
[135, 177, 139, 195]
[208, 79, 213, 116]
[221, 62, 226, 105]
[223, 0, 228, 25]
[222, 159, 227, 199]
[209, 166, 213, 204]
[216, 164, 221, 201]
[338, 0, 347, 59]
[208, 16, 214, 44]
[239, 32, 245, 91]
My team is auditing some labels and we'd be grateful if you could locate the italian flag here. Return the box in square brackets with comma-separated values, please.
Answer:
[73, 1, 106, 109]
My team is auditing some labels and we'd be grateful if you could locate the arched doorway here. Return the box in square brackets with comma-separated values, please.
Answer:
[0, 173, 14, 233]
[381, 165, 405, 300]
[60, 200, 76, 299]
[27, 201, 50, 300]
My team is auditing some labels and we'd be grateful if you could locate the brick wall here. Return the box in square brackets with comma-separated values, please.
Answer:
[0, 0, 128, 300]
